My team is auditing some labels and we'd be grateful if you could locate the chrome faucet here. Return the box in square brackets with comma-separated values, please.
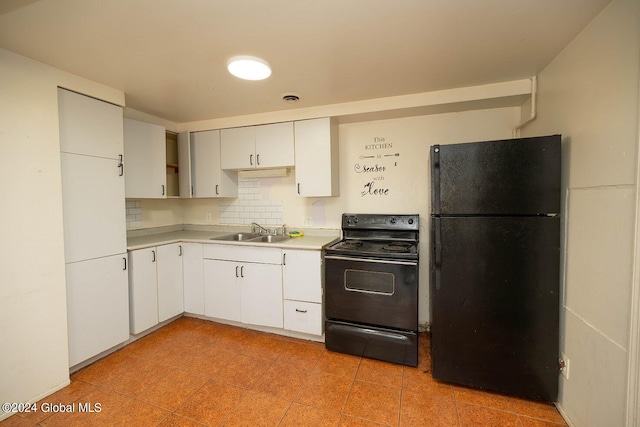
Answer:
[251, 222, 270, 235]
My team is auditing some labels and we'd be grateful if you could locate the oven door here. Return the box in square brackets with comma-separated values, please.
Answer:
[324, 255, 418, 331]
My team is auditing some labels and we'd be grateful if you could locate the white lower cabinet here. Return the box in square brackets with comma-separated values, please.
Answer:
[157, 244, 184, 322]
[204, 259, 242, 322]
[182, 243, 204, 315]
[203, 245, 283, 328]
[241, 262, 283, 328]
[66, 254, 129, 367]
[282, 249, 323, 335]
[129, 243, 183, 334]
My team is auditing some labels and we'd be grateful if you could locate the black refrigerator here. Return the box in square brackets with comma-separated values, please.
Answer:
[429, 135, 561, 402]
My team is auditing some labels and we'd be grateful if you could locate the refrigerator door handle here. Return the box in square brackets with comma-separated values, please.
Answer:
[434, 217, 442, 291]
[431, 145, 441, 215]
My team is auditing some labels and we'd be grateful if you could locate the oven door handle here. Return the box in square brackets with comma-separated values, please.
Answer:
[324, 255, 417, 266]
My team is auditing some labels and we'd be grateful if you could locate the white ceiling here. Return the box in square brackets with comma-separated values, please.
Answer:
[0, 0, 611, 123]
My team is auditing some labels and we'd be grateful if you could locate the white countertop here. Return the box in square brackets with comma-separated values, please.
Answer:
[126, 226, 340, 251]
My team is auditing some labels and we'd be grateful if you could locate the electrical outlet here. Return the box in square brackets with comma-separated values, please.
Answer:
[304, 217, 312, 226]
[560, 353, 570, 380]
[206, 212, 212, 223]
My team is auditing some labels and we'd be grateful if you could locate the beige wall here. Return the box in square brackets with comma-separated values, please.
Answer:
[0, 48, 125, 418]
[522, 0, 640, 424]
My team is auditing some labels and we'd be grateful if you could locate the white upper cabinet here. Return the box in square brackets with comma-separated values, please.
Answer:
[221, 122, 294, 170]
[191, 130, 238, 198]
[177, 131, 192, 198]
[294, 117, 340, 197]
[123, 118, 167, 199]
[58, 88, 124, 160]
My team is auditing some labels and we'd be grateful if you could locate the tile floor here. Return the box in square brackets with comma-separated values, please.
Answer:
[2, 317, 568, 426]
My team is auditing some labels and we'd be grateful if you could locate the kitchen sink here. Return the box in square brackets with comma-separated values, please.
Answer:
[210, 232, 261, 241]
[210, 233, 290, 243]
[252, 235, 290, 243]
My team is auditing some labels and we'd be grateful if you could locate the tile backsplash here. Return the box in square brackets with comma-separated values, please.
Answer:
[219, 178, 283, 226]
[126, 200, 142, 229]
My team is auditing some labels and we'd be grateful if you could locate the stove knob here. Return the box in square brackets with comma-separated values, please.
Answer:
[390, 217, 397, 224]
[353, 217, 359, 223]
[408, 218, 414, 225]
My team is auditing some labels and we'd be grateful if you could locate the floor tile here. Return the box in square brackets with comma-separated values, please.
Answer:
[355, 358, 404, 389]
[240, 332, 288, 362]
[402, 368, 454, 399]
[180, 345, 238, 378]
[400, 390, 459, 427]
[137, 368, 209, 411]
[156, 414, 208, 426]
[219, 390, 290, 426]
[71, 350, 136, 386]
[0, 415, 38, 426]
[509, 398, 567, 425]
[215, 353, 272, 388]
[457, 402, 520, 427]
[108, 398, 169, 426]
[343, 380, 401, 427]
[252, 359, 310, 400]
[101, 357, 173, 397]
[519, 415, 569, 427]
[315, 350, 362, 379]
[279, 403, 341, 427]
[277, 339, 324, 370]
[339, 415, 390, 426]
[453, 385, 515, 412]
[174, 380, 246, 426]
[296, 371, 354, 412]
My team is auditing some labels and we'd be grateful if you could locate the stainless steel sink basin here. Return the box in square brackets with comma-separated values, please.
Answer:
[252, 235, 290, 243]
[209, 233, 290, 243]
[210, 232, 261, 241]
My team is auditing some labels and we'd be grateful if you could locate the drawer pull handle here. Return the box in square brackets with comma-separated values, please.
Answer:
[295, 309, 308, 313]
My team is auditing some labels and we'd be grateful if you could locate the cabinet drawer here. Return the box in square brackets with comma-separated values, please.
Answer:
[284, 300, 322, 336]
[203, 244, 282, 264]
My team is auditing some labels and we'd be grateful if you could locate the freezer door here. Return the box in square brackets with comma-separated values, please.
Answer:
[431, 135, 561, 215]
[430, 216, 560, 402]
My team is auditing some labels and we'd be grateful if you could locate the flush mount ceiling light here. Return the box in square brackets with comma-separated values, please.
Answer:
[227, 56, 271, 80]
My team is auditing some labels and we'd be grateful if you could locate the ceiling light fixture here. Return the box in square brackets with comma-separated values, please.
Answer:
[227, 56, 271, 81]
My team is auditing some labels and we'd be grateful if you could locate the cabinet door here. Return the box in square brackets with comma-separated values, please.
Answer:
[60, 153, 127, 263]
[183, 243, 204, 315]
[66, 254, 129, 367]
[220, 126, 255, 169]
[241, 263, 283, 328]
[283, 250, 322, 303]
[129, 248, 159, 334]
[294, 117, 339, 197]
[57, 88, 124, 159]
[123, 118, 167, 199]
[157, 243, 184, 322]
[178, 131, 192, 198]
[191, 130, 238, 198]
[191, 130, 220, 197]
[204, 259, 241, 322]
[255, 122, 294, 168]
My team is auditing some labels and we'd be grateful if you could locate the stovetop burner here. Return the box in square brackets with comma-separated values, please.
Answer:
[381, 242, 412, 253]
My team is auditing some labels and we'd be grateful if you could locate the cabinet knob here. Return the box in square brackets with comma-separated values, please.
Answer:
[250, 154, 253, 166]
[295, 309, 308, 313]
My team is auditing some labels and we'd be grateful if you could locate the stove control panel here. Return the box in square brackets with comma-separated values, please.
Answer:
[342, 214, 419, 230]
